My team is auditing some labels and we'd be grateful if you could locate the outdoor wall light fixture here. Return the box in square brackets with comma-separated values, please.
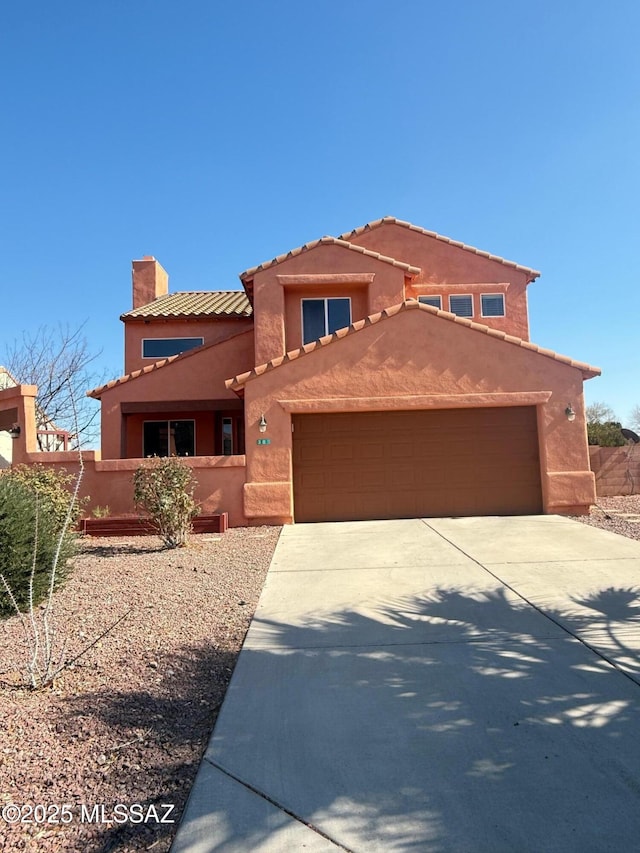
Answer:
[258, 414, 267, 433]
[9, 424, 21, 439]
[565, 404, 576, 422]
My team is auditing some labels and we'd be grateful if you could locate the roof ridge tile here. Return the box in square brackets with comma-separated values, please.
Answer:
[239, 235, 420, 280]
[338, 216, 540, 279]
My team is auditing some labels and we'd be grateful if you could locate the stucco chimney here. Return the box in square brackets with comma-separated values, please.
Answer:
[132, 256, 169, 309]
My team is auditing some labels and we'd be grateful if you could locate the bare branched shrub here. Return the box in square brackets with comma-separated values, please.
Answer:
[133, 457, 199, 548]
[3, 322, 104, 448]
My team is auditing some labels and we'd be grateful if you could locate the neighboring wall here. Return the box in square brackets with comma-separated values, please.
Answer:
[589, 445, 640, 496]
[0, 433, 10, 469]
[0, 367, 17, 467]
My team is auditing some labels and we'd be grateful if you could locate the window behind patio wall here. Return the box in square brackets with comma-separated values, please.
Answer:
[143, 420, 195, 456]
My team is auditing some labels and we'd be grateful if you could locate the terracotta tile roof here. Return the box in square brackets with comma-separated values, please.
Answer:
[239, 236, 421, 281]
[225, 300, 599, 392]
[339, 217, 541, 281]
[121, 290, 252, 320]
[87, 330, 254, 398]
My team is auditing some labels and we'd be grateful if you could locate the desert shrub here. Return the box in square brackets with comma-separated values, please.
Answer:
[0, 475, 76, 617]
[9, 464, 85, 527]
[133, 457, 199, 548]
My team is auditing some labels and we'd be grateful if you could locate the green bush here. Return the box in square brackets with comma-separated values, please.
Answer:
[133, 457, 199, 549]
[9, 464, 85, 527]
[587, 421, 626, 447]
[0, 473, 77, 617]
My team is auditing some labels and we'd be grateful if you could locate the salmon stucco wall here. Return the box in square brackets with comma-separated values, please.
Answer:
[98, 330, 254, 459]
[348, 221, 533, 340]
[238, 304, 594, 522]
[249, 243, 408, 366]
[124, 317, 253, 374]
[22, 451, 249, 527]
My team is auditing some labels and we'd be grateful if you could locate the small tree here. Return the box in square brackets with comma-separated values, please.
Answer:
[629, 405, 640, 434]
[133, 457, 199, 548]
[585, 401, 626, 446]
[587, 421, 626, 447]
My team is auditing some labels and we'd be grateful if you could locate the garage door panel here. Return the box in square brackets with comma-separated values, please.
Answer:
[297, 471, 329, 490]
[330, 443, 356, 462]
[293, 408, 542, 522]
[357, 442, 385, 460]
[359, 470, 387, 489]
[297, 444, 325, 464]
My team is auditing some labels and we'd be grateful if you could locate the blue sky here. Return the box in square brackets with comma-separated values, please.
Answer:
[1, 1, 638, 425]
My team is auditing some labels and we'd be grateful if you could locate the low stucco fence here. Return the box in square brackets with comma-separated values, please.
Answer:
[589, 445, 640, 497]
[18, 445, 638, 521]
[19, 451, 249, 527]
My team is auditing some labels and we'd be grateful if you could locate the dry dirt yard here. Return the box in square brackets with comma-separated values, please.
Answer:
[0, 526, 281, 853]
[1, 498, 639, 852]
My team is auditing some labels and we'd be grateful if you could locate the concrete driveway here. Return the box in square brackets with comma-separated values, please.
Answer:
[172, 516, 640, 853]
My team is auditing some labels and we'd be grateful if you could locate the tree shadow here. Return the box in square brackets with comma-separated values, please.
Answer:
[63, 643, 240, 852]
[70, 583, 640, 852]
[571, 586, 640, 622]
[202, 585, 640, 852]
[77, 540, 164, 558]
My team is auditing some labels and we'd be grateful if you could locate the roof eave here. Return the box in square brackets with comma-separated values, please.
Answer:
[225, 300, 600, 389]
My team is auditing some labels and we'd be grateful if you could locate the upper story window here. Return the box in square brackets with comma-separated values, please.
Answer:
[449, 295, 473, 318]
[301, 298, 351, 345]
[481, 293, 505, 317]
[142, 337, 204, 359]
[418, 295, 442, 309]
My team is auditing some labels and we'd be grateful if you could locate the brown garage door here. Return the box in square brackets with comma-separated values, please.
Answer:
[292, 407, 542, 522]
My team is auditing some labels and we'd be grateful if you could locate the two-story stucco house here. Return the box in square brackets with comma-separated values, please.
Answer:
[89, 216, 600, 525]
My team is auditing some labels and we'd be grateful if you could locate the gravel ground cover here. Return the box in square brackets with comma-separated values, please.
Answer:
[0, 526, 281, 853]
[570, 494, 640, 541]
[1, 498, 639, 853]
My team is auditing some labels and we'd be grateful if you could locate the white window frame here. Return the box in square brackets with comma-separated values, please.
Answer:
[300, 297, 352, 345]
[480, 293, 506, 318]
[418, 295, 442, 309]
[142, 419, 196, 457]
[142, 337, 204, 359]
[448, 294, 474, 318]
[221, 416, 234, 455]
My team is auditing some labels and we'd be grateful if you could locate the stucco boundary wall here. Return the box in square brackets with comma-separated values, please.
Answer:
[19, 452, 249, 527]
[589, 445, 640, 497]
